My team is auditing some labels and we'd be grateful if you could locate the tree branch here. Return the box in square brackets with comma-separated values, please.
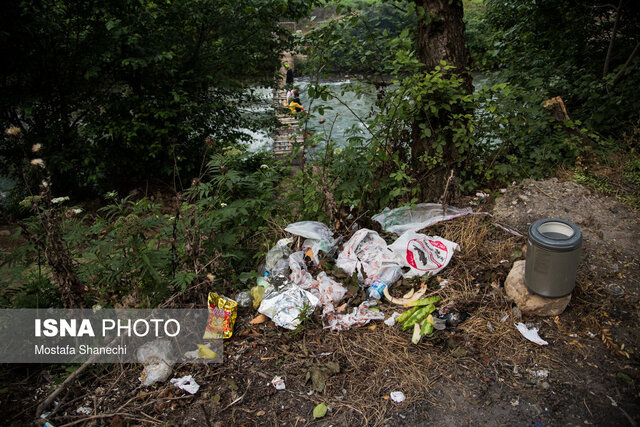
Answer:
[603, 0, 623, 78]
[611, 41, 640, 87]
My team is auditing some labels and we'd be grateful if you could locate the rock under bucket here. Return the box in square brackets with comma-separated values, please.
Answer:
[525, 218, 582, 298]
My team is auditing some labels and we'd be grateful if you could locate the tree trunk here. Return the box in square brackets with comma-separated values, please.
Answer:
[412, 0, 471, 201]
[416, 0, 470, 81]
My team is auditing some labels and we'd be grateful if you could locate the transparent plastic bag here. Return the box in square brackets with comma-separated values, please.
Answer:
[373, 203, 473, 234]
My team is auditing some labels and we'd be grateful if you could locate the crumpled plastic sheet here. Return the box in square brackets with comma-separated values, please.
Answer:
[136, 340, 177, 386]
[285, 221, 337, 264]
[387, 231, 459, 278]
[373, 203, 474, 235]
[170, 375, 200, 394]
[515, 322, 549, 346]
[265, 238, 293, 272]
[258, 284, 320, 330]
[322, 300, 385, 331]
[289, 251, 347, 305]
[336, 229, 394, 285]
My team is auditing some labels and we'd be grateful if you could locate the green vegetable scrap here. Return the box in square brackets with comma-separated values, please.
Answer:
[396, 297, 440, 344]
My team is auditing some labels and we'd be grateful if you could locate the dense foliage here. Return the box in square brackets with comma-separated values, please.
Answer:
[0, 0, 313, 197]
[483, 0, 640, 137]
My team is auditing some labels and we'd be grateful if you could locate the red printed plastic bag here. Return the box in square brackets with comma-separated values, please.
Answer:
[388, 231, 459, 278]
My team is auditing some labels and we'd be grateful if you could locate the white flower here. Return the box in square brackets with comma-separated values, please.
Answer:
[51, 196, 70, 204]
[30, 158, 44, 167]
[32, 143, 42, 153]
[41, 180, 49, 188]
[220, 202, 228, 208]
[260, 164, 269, 169]
[333, 147, 343, 155]
[5, 126, 20, 136]
[71, 208, 83, 214]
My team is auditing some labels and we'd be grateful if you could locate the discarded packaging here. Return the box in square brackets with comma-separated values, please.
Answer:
[387, 231, 459, 278]
[322, 300, 384, 331]
[136, 340, 177, 386]
[336, 229, 393, 285]
[390, 391, 406, 403]
[235, 290, 251, 308]
[515, 322, 549, 346]
[197, 344, 218, 359]
[384, 312, 402, 326]
[258, 284, 320, 330]
[76, 406, 92, 415]
[265, 238, 293, 276]
[250, 285, 266, 309]
[170, 375, 200, 394]
[373, 203, 473, 234]
[204, 292, 238, 339]
[368, 265, 404, 300]
[289, 251, 348, 304]
[271, 375, 286, 390]
[285, 221, 337, 264]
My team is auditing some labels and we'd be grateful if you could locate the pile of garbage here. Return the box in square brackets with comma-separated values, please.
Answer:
[237, 204, 470, 334]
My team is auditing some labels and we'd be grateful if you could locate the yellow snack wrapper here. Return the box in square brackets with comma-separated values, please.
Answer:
[203, 292, 237, 339]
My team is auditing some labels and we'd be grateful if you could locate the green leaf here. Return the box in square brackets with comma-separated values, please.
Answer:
[313, 402, 327, 419]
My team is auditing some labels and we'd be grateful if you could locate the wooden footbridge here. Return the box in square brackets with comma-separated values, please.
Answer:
[273, 22, 305, 159]
[272, 89, 305, 157]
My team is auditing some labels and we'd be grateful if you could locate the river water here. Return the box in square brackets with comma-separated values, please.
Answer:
[243, 73, 492, 154]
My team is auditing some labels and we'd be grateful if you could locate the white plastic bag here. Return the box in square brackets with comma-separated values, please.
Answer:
[336, 229, 393, 285]
[387, 231, 459, 278]
[136, 340, 177, 386]
[373, 203, 473, 234]
[285, 221, 336, 263]
[289, 252, 347, 305]
[322, 300, 385, 331]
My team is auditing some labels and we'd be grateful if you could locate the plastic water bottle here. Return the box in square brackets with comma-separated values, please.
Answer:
[367, 266, 403, 300]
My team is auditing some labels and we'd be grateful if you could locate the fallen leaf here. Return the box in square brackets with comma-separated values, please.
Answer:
[256, 410, 266, 416]
[311, 367, 325, 392]
[250, 314, 268, 324]
[211, 393, 221, 405]
[323, 361, 340, 374]
[313, 402, 327, 419]
[227, 379, 238, 391]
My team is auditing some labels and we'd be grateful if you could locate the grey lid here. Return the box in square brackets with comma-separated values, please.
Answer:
[528, 218, 582, 251]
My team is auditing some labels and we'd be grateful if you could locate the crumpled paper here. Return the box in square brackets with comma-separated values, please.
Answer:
[336, 229, 393, 285]
[322, 300, 385, 331]
[258, 284, 320, 330]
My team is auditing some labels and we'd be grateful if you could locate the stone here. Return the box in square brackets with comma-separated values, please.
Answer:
[504, 260, 571, 316]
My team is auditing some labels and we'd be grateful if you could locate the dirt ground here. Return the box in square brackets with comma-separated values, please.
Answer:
[1, 177, 639, 426]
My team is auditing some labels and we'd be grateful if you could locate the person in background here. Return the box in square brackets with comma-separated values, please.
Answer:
[288, 88, 304, 115]
[284, 62, 294, 88]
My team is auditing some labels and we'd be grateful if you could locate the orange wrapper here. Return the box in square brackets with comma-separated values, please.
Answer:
[203, 292, 237, 339]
